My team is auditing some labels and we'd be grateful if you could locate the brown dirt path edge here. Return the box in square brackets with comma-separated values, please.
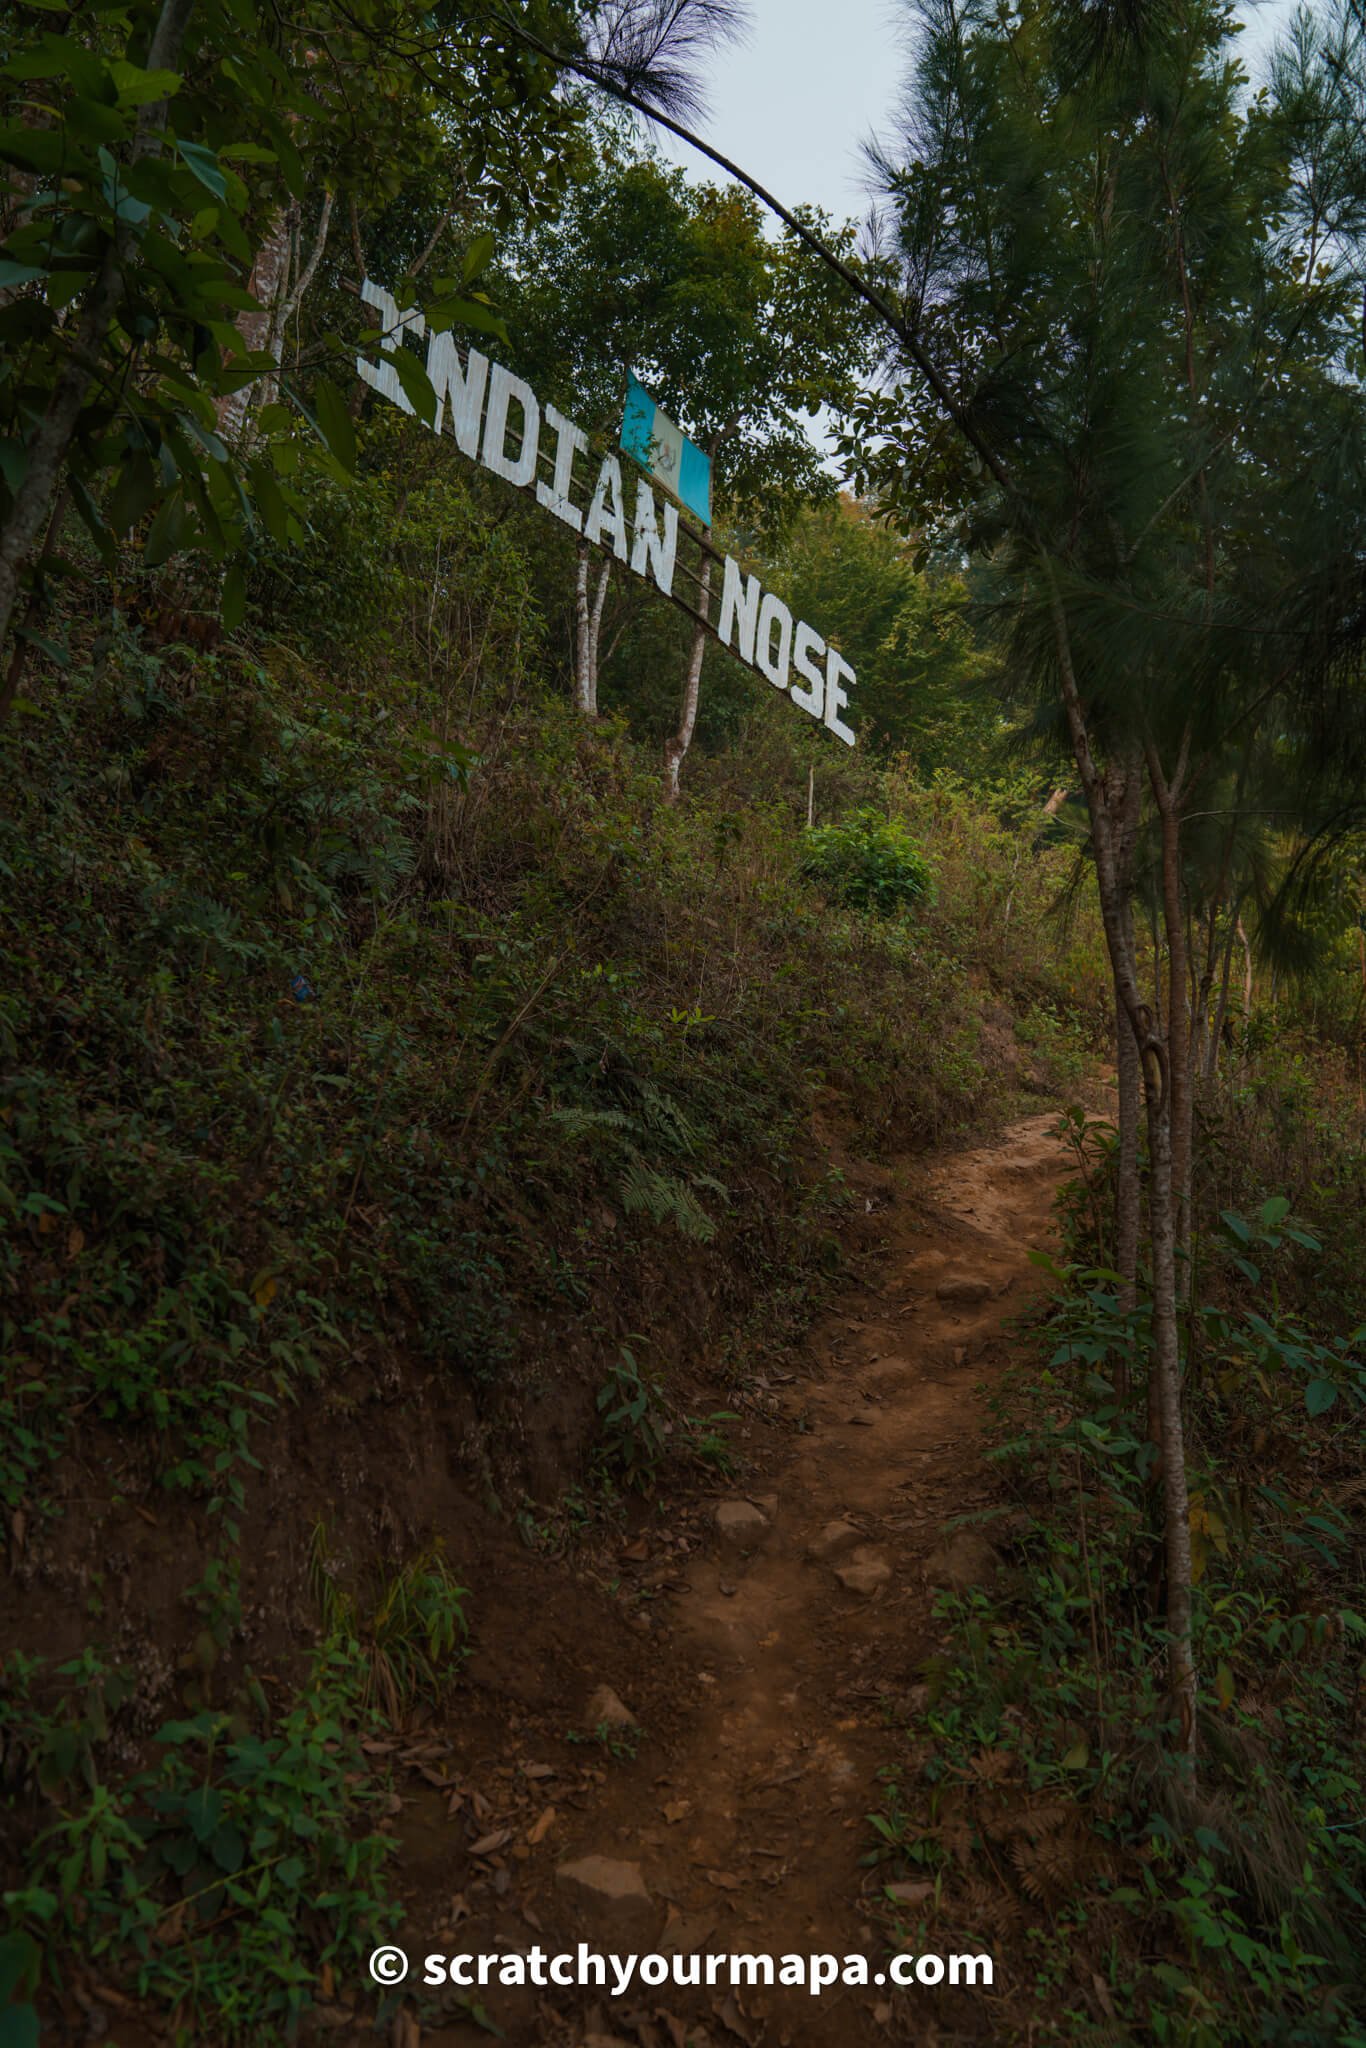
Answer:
[403, 1109, 1073, 2048]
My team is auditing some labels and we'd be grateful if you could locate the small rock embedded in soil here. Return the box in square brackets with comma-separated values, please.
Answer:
[807, 1519, 864, 1562]
[585, 1684, 636, 1730]
[835, 1548, 891, 1596]
[935, 1275, 993, 1305]
[555, 1856, 656, 1942]
[924, 1529, 1000, 1592]
[714, 1499, 768, 1550]
[886, 1879, 935, 1907]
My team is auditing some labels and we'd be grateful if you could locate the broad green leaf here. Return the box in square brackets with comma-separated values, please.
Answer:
[213, 207, 254, 266]
[68, 474, 116, 566]
[256, 108, 305, 197]
[175, 138, 227, 199]
[5, 35, 103, 93]
[387, 342, 438, 426]
[14, 628, 70, 668]
[426, 291, 508, 343]
[66, 93, 129, 144]
[311, 373, 355, 473]
[0, 439, 27, 493]
[126, 155, 186, 212]
[108, 59, 182, 104]
[462, 229, 495, 283]
[248, 460, 289, 545]
[0, 125, 67, 174]
[142, 484, 194, 565]
[0, 259, 45, 289]
[1305, 1378, 1339, 1417]
[0, 1933, 39, 2007]
[0, 2006, 40, 2048]
[221, 560, 247, 630]
[107, 452, 159, 534]
[178, 409, 228, 465]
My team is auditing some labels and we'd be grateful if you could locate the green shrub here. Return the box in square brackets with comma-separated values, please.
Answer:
[4, 1681, 399, 2045]
[309, 1533, 470, 1722]
[799, 808, 934, 915]
[594, 1344, 670, 1494]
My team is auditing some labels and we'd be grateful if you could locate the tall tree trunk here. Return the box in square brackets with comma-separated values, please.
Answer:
[1045, 570, 1196, 1759]
[0, 488, 69, 722]
[1145, 1057, 1198, 1756]
[1115, 982, 1141, 1404]
[587, 558, 610, 711]
[1148, 754, 1198, 1755]
[1206, 892, 1244, 1086]
[572, 546, 610, 716]
[1112, 761, 1143, 1413]
[1237, 917, 1254, 1021]
[217, 209, 294, 447]
[0, 0, 196, 660]
[1191, 902, 1215, 1085]
[573, 544, 593, 713]
[663, 558, 711, 803]
[261, 189, 334, 413]
[1148, 743, 1195, 1306]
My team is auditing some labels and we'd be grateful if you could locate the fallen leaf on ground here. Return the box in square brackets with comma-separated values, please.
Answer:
[885, 1879, 933, 1907]
[662, 1798, 691, 1825]
[660, 1910, 715, 1955]
[703, 1869, 742, 1890]
[715, 1991, 758, 2043]
[527, 1805, 557, 1844]
[468, 1828, 511, 1857]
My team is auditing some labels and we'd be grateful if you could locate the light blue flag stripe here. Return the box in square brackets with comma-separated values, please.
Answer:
[677, 438, 711, 528]
[620, 373, 711, 528]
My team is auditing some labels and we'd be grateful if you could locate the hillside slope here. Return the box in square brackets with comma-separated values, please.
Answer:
[0, 543, 1106, 2043]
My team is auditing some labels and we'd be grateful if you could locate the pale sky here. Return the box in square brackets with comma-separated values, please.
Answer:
[659, 0, 1305, 227]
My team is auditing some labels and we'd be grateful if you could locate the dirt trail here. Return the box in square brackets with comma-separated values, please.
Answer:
[505, 1108, 1074, 2048]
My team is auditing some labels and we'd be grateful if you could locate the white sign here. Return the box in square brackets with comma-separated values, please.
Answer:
[358, 281, 856, 746]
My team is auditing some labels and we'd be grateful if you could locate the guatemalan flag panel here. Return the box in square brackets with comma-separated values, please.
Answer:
[620, 373, 712, 529]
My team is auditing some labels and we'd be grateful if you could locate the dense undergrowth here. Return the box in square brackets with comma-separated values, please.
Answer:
[0, 431, 1108, 2041]
[869, 1068, 1366, 2046]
